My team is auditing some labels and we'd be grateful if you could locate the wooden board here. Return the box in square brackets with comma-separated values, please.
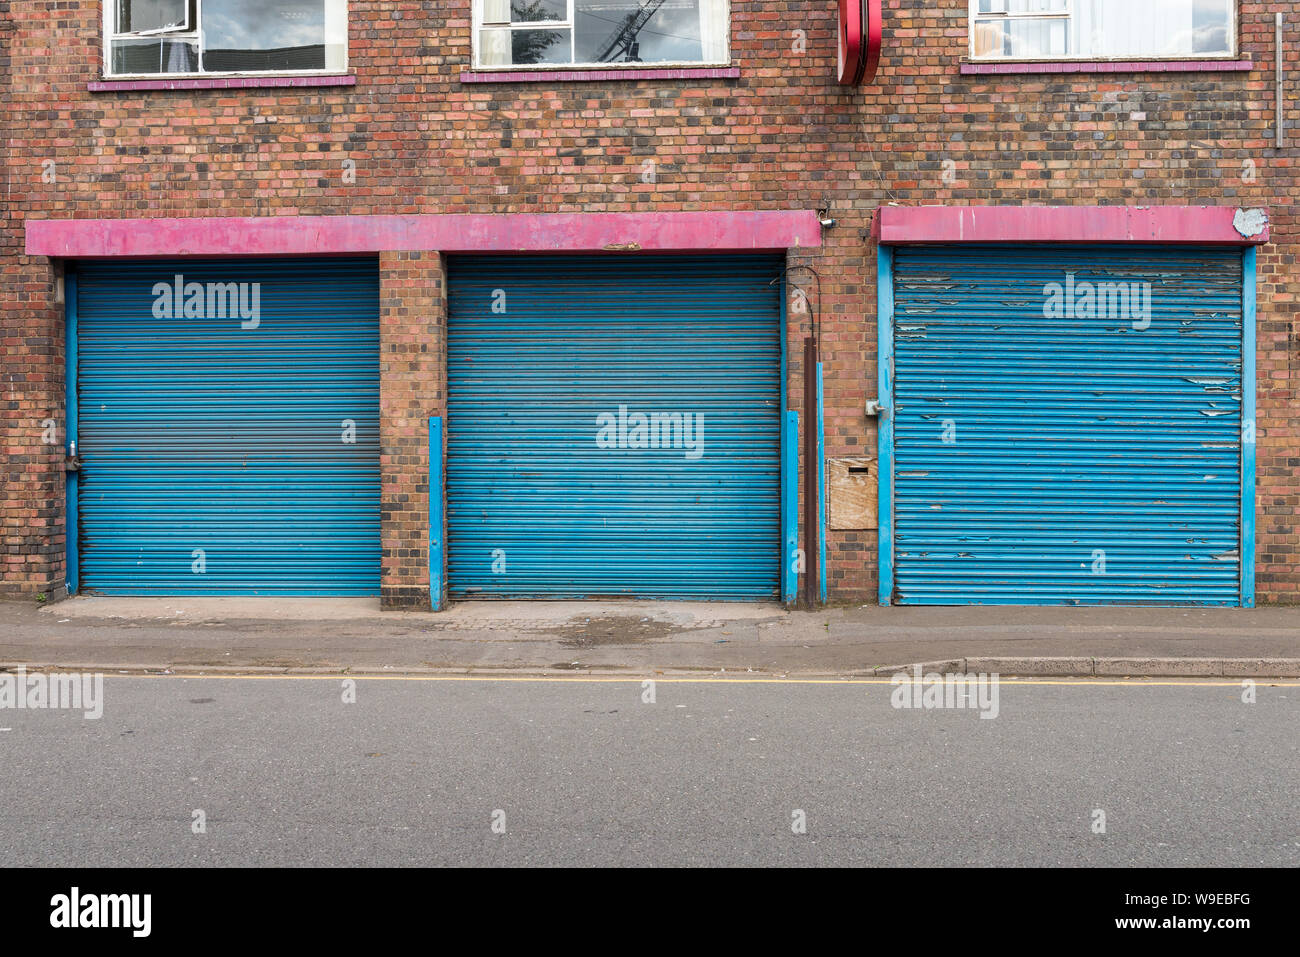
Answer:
[829, 457, 878, 530]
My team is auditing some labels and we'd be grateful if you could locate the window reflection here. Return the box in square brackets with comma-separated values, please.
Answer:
[202, 0, 328, 72]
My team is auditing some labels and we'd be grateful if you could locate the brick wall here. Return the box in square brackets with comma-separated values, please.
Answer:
[379, 250, 446, 608]
[2, 0, 1296, 602]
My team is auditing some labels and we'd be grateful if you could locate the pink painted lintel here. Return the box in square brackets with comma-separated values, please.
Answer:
[961, 59, 1252, 75]
[874, 206, 1269, 246]
[88, 74, 357, 92]
[26, 211, 822, 258]
[460, 66, 740, 83]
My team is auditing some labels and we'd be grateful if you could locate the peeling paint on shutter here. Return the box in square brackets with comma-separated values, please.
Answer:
[890, 244, 1243, 605]
[74, 259, 380, 595]
[445, 255, 782, 599]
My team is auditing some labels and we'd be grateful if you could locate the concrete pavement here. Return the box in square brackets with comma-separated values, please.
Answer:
[2, 596, 1298, 676]
[0, 674, 1295, 866]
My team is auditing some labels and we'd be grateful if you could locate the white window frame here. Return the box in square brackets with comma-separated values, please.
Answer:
[471, 0, 730, 71]
[967, 0, 1238, 62]
[103, 0, 350, 78]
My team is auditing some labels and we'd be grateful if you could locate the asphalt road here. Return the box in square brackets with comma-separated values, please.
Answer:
[1, 675, 1296, 867]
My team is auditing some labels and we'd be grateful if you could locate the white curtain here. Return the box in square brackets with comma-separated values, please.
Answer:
[1074, 0, 1219, 58]
[164, 39, 193, 72]
[478, 0, 512, 66]
[324, 0, 348, 70]
[699, 0, 728, 63]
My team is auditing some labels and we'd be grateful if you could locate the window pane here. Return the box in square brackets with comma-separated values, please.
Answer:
[111, 37, 198, 72]
[973, 16, 1067, 58]
[511, 0, 566, 22]
[1006, 0, 1067, 12]
[482, 0, 510, 23]
[201, 0, 329, 72]
[975, 1, 1235, 59]
[976, 0, 1069, 12]
[119, 0, 188, 33]
[511, 28, 571, 64]
[480, 27, 511, 64]
[972, 18, 1004, 58]
[575, 0, 703, 64]
[1078, 0, 1233, 57]
[1010, 16, 1066, 57]
[1189, 0, 1232, 54]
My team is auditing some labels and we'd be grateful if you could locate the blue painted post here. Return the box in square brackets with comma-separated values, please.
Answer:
[429, 415, 445, 611]
[1241, 247, 1257, 608]
[816, 361, 827, 604]
[781, 409, 799, 605]
[65, 273, 78, 596]
[876, 247, 895, 606]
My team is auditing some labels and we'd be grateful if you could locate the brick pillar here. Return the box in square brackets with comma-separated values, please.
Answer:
[379, 251, 446, 609]
[0, 255, 66, 599]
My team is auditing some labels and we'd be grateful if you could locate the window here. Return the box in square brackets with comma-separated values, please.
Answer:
[473, 0, 729, 69]
[969, 0, 1235, 60]
[105, 0, 347, 76]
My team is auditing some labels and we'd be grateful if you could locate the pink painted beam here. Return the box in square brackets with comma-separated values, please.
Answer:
[874, 206, 1269, 246]
[26, 211, 822, 258]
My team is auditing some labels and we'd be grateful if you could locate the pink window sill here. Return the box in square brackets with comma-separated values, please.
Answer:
[961, 59, 1253, 75]
[460, 66, 740, 83]
[88, 74, 357, 92]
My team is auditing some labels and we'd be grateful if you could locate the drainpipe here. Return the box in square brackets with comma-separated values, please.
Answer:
[803, 335, 819, 610]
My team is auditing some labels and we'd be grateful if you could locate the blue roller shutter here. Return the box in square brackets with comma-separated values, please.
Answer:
[74, 258, 380, 595]
[446, 255, 782, 599]
[890, 244, 1244, 605]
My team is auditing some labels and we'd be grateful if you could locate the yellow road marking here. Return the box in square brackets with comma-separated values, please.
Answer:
[96, 673, 1300, 687]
